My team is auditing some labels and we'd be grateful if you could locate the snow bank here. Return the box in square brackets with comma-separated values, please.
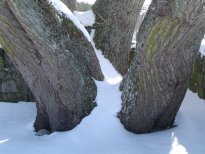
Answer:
[0, 90, 205, 154]
[48, 0, 91, 42]
[74, 10, 95, 27]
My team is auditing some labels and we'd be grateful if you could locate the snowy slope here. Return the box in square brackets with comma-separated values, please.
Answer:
[0, 90, 205, 154]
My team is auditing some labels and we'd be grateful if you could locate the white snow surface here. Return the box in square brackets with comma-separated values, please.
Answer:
[0, 90, 205, 154]
[48, 0, 91, 42]
[200, 39, 205, 56]
[74, 10, 95, 27]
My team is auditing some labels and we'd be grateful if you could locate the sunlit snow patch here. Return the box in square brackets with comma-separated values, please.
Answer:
[74, 10, 95, 27]
[169, 133, 188, 154]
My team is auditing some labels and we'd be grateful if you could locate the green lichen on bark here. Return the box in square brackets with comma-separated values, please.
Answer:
[120, 0, 205, 133]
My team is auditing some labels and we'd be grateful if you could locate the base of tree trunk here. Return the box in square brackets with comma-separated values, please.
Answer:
[119, 0, 205, 134]
[0, 0, 103, 133]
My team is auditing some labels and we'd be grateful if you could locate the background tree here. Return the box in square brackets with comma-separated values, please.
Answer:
[61, 0, 76, 11]
[92, 0, 145, 75]
[0, 48, 33, 102]
[189, 54, 205, 99]
[76, 2, 91, 11]
[119, 0, 205, 133]
[0, 0, 103, 132]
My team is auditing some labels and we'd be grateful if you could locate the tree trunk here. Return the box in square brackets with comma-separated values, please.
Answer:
[92, 0, 145, 75]
[119, 0, 205, 133]
[0, 0, 103, 132]
[61, 0, 76, 11]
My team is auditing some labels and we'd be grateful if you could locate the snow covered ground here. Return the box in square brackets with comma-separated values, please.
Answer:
[0, 88, 205, 154]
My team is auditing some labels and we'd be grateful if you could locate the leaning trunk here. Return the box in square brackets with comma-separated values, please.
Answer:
[92, 0, 145, 75]
[0, 0, 103, 132]
[120, 0, 205, 133]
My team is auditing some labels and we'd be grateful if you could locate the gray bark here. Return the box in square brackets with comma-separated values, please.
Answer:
[0, 0, 103, 132]
[92, 0, 145, 75]
[61, 0, 76, 11]
[119, 0, 205, 133]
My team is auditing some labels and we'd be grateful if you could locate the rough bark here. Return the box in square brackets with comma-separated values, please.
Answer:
[0, 0, 103, 132]
[92, 0, 145, 75]
[119, 0, 205, 133]
[61, 0, 76, 11]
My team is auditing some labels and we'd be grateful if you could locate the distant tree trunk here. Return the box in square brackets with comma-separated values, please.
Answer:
[0, 0, 103, 132]
[0, 48, 34, 102]
[92, 0, 145, 75]
[119, 0, 205, 133]
[61, 0, 76, 11]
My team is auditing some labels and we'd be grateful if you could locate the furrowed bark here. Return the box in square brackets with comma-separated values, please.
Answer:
[120, 0, 205, 133]
[61, 0, 76, 11]
[0, 0, 103, 132]
[92, 0, 145, 75]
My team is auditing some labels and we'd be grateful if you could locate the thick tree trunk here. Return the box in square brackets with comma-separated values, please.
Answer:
[92, 0, 145, 75]
[0, 0, 103, 132]
[61, 0, 76, 11]
[119, 0, 205, 133]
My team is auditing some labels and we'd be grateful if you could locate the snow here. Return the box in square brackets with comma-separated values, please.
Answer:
[0, 90, 205, 154]
[200, 39, 205, 56]
[74, 10, 95, 27]
[48, 0, 91, 42]
[131, 40, 137, 49]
